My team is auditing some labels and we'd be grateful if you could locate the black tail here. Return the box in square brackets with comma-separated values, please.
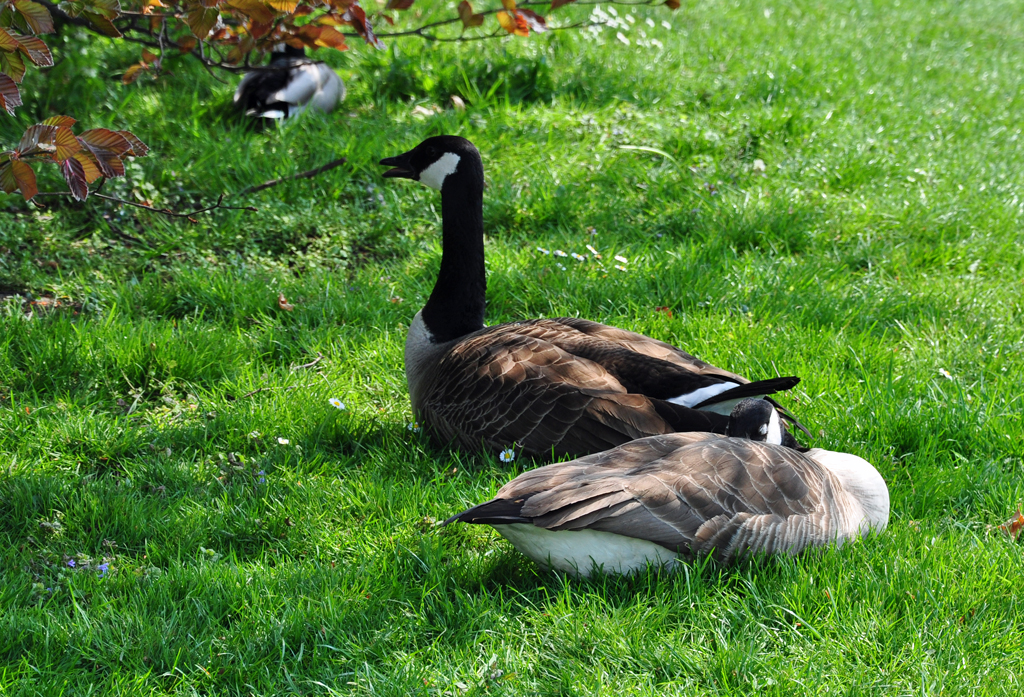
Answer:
[443, 497, 532, 527]
[691, 376, 800, 409]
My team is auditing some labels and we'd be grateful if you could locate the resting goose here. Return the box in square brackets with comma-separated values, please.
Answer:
[446, 399, 890, 576]
[379, 136, 807, 458]
[233, 45, 345, 122]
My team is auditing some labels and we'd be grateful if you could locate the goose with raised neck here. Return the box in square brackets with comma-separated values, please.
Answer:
[380, 136, 809, 458]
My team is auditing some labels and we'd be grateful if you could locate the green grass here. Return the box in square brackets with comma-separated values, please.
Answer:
[2, 0, 1024, 693]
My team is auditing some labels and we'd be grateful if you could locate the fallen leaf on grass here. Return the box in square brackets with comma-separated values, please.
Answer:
[999, 509, 1024, 540]
[655, 306, 673, 318]
[277, 293, 294, 311]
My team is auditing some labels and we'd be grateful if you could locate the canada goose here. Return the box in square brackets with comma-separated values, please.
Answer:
[379, 136, 807, 458]
[446, 399, 889, 576]
[233, 45, 345, 122]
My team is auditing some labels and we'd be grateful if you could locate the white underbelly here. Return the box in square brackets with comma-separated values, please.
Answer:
[492, 524, 681, 577]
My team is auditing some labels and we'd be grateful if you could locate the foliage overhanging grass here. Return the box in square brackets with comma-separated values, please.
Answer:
[2, 0, 1024, 694]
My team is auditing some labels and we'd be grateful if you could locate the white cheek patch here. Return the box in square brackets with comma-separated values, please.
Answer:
[766, 408, 783, 445]
[419, 152, 461, 190]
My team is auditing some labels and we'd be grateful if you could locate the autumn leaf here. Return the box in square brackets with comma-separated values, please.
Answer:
[0, 49, 27, 83]
[122, 62, 148, 84]
[83, 11, 122, 37]
[17, 124, 58, 157]
[1, 160, 39, 200]
[277, 293, 294, 311]
[42, 115, 76, 128]
[226, 0, 275, 25]
[61, 155, 89, 200]
[0, 27, 19, 52]
[1000, 509, 1024, 540]
[117, 130, 149, 157]
[500, 0, 515, 9]
[0, 74, 21, 115]
[141, 49, 158, 64]
[550, 0, 575, 8]
[14, 35, 54, 67]
[12, 0, 55, 35]
[77, 128, 132, 178]
[518, 9, 546, 32]
[177, 36, 198, 53]
[496, 10, 529, 36]
[53, 126, 81, 161]
[457, 1, 483, 28]
[314, 26, 348, 50]
[384, 0, 414, 9]
[187, 6, 221, 39]
[72, 151, 102, 183]
[265, 0, 297, 10]
[664, 0, 680, 9]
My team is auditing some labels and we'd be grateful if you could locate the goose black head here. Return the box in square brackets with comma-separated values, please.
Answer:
[379, 136, 483, 193]
[726, 398, 785, 445]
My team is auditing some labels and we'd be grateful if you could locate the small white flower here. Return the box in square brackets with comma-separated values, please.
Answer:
[407, 421, 421, 432]
[248, 431, 261, 439]
[537, 247, 550, 255]
[614, 264, 627, 272]
[553, 249, 568, 257]
[614, 255, 628, 264]
[328, 398, 345, 410]
[586, 244, 601, 258]
[557, 263, 567, 271]
[277, 437, 290, 445]
[499, 448, 515, 463]
[939, 368, 953, 380]
[571, 252, 586, 261]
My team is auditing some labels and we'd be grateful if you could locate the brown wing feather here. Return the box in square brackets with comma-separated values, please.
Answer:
[420, 328, 732, 457]
[462, 435, 838, 561]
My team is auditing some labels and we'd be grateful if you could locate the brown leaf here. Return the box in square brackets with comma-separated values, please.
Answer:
[82, 11, 122, 37]
[53, 126, 81, 161]
[17, 124, 58, 157]
[654, 306, 673, 318]
[42, 115, 76, 128]
[0, 27, 19, 52]
[497, 10, 528, 36]
[177, 36, 198, 52]
[664, 0, 680, 9]
[518, 8, 546, 32]
[187, 6, 221, 39]
[15, 34, 54, 67]
[1000, 509, 1024, 540]
[13, 0, 55, 35]
[277, 293, 294, 311]
[10, 160, 37, 200]
[61, 156, 89, 200]
[384, 0, 413, 9]
[122, 62, 148, 84]
[500, 0, 515, 9]
[342, 4, 384, 49]
[315, 26, 349, 50]
[77, 128, 132, 178]
[549, 0, 575, 8]
[226, 0, 276, 25]
[141, 49, 158, 64]
[73, 151, 102, 183]
[0, 48, 27, 83]
[117, 130, 149, 157]
[457, 1, 483, 28]
[265, 0, 297, 9]
[0, 75, 21, 116]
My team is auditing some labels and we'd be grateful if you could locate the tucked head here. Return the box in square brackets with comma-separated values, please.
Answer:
[379, 135, 482, 192]
[726, 398, 784, 445]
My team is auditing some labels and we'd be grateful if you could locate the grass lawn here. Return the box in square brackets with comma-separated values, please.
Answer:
[2, 0, 1024, 693]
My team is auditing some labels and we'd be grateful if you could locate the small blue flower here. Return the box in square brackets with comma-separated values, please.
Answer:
[97, 563, 109, 578]
[67, 559, 76, 568]
[258, 470, 266, 484]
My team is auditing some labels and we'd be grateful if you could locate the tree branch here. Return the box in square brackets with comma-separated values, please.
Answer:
[30, 192, 257, 223]
[235, 158, 348, 197]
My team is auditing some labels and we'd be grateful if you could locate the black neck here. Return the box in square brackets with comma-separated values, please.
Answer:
[421, 170, 487, 343]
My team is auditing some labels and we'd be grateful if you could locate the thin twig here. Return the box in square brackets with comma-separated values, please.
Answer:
[241, 385, 298, 398]
[235, 158, 348, 197]
[291, 353, 324, 371]
[32, 192, 257, 222]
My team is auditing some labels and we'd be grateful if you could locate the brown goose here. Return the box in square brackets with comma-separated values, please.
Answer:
[446, 400, 890, 576]
[380, 136, 807, 458]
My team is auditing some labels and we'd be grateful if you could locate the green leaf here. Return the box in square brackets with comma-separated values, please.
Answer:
[0, 27, 19, 51]
[82, 11, 121, 37]
[0, 48, 26, 83]
[187, 6, 220, 40]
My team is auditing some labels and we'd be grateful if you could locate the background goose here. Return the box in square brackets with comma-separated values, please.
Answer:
[233, 45, 345, 122]
[380, 136, 807, 458]
[446, 400, 890, 576]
